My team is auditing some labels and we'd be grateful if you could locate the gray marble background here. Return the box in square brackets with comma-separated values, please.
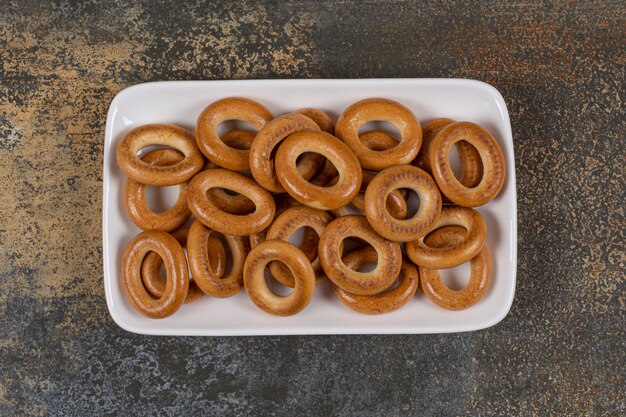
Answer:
[1, 1, 624, 415]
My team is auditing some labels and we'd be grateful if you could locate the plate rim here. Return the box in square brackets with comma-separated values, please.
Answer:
[102, 78, 517, 336]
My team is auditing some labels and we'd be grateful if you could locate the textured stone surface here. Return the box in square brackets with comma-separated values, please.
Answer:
[1, 1, 624, 416]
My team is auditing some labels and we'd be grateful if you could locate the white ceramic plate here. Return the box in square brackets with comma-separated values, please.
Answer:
[103, 79, 517, 335]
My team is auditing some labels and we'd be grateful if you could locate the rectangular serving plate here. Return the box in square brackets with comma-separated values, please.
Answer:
[103, 79, 517, 336]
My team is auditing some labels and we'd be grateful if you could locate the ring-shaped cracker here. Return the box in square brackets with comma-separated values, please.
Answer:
[116, 124, 203, 186]
[243, 240, 316, 316]
[249, 113, 322, 192]
[419, 226, 491, 310]
[413, 118, 483, 193]
[333, 247, 419, 314]
[125, 149, 192, 231]
[429, 121, 505, 207]
[121, 230, 189, 318]
[196, 97, 273, 171]
[335, 98, 421, 170]
[364, 165, 442, 242]
[405, 205, 487, 269]
[318, 215, 402, 295]
[187, 169, 275, 236]
[275, 131, 362, 210]
[187, 219, 249, 298]
[141, 228, 226, 303]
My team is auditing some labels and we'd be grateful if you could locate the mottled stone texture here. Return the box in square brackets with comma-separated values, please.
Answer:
[1, 0, 624, 415]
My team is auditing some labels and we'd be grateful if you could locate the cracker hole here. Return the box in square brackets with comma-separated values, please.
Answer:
[264, 266, 295, 296]
[145, 185, 180, 213]
[136, 145, 180, 159]
[212, 233, 234, 278]
[287, 226, 319, 256]
[217, 120, 258, 150]
[340, 238, 368, 257]
[311, 159, 339, 187]
[205, 188, 255, 215]
[439, 262, 471, 290]
[404, 188, 421, 218]
[448, 146, 463, 182]
[358, 121, 401, 147]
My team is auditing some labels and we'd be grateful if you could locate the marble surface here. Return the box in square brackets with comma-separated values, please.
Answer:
[1, 1, 624, 415]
